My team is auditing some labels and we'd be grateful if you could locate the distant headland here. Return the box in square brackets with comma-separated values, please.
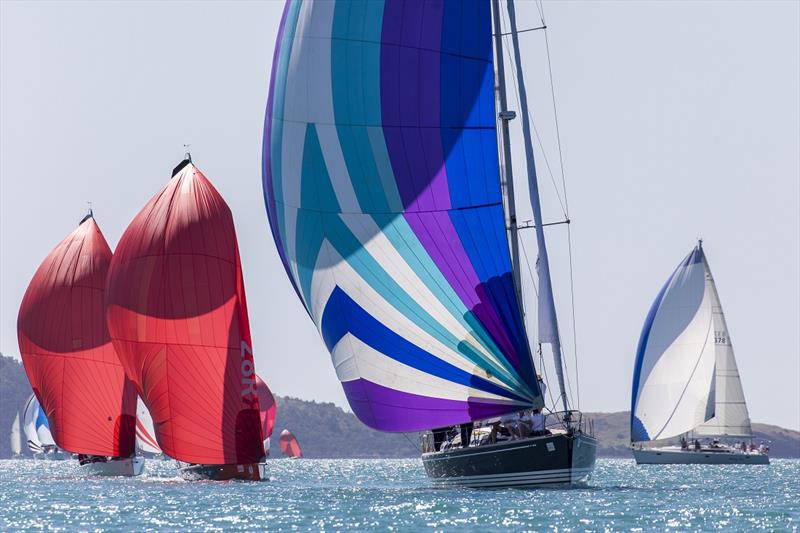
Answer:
[1, 354, 797, 459]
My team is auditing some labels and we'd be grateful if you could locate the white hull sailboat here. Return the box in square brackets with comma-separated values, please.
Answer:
[632, 446, 768, 465]
[630, 242, 769, 465]
[80, 456, 146, 477]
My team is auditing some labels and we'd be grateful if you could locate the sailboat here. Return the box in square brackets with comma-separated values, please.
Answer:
[278, 430, 302, 459]
[262, 0, 596, 487]
[106, 156, 269, 481]
[22, 394, 55, 458]
[17, 213, 141, 475]
[630, 241, 769, 464]
[10, 409, 23, 457]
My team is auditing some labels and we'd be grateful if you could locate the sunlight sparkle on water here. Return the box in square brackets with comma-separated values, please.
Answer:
[1, 459, 798, 531]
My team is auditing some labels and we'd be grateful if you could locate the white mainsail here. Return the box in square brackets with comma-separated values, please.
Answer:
[10, 413, 22, 456]
[693, 257, 752, 437]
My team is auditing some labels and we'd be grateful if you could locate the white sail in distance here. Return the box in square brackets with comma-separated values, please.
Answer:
[631, 244, 717, 442]
[10, 413, 22, 456]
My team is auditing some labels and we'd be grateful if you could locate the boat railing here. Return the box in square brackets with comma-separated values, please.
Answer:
[419, 409, 595, 453]
[545, 410, 595, 437]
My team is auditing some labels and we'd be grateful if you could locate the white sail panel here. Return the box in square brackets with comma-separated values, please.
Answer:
[135, 398, 162, 455]
[10, 413, 22, 456]
[631, 246, 717, 442]
[36, 423, 54, 447]
[694, 257, 752, 437]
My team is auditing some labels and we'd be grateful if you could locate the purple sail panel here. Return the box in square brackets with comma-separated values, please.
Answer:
[342, 379, 520, 433]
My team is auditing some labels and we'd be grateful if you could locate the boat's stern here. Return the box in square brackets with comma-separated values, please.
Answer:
[570, 431, 598, 485]
[79, 456, 145, 477]
[178, 462, 268, 481]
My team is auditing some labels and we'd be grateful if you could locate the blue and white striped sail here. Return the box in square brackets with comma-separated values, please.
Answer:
[631, 244, 717, 442]
[22, 394, 54, 452]
[263, 0, 543, 432]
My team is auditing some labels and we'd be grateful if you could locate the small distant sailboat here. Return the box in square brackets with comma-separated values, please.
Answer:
[22, 394, 55, 458]
[17, 213, 141, 474]
[279, 430, 302, 459]
[10, 411, 23, 457]
[262, 0, 596, 487]
[630, 241, 769, 464]
[106, 156, 269, 481]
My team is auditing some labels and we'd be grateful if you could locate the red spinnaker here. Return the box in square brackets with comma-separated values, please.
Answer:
[256, 375, 276, 441]
[106, 160, 263, 465]
[17, 215, 136, 457]
[279, 429, 302, 458]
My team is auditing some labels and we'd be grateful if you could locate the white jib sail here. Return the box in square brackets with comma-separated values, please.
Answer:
[135, 398, 162, 455]
[631, 245, 717, 442]
[10, 413, 22, 456]
[693, 254, 752, 437]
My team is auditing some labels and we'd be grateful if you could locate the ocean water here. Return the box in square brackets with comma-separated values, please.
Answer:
[0, 458, 797, 531]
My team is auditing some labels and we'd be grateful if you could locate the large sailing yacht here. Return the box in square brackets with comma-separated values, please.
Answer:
[18, 213, 141, 475]
[106, 157, 270, 481]
[262, 0, 596, 486]
[630, 241, 769, 464]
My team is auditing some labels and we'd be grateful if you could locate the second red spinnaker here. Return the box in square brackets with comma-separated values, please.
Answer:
[18, 214, 137, 458]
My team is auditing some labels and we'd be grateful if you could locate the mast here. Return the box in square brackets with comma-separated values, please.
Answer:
[492, 0, 525, 312]
[506, 0, 570, 412]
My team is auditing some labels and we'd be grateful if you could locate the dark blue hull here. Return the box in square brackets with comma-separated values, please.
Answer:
[422, 432, 597, 488]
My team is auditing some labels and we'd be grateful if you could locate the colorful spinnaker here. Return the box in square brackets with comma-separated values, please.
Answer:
[278, 429, 302, 459]
[262, 0, 543, 433]
[106, 158, 264, 465]
[631, 242, 753, 443]
[22, 394, 54, 453]
[17, 214, 137, 457]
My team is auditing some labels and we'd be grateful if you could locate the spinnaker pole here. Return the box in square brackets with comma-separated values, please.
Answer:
[506, 0, 570, 413]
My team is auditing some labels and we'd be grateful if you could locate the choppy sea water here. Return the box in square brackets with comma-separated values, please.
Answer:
[0, 458, 797, 531]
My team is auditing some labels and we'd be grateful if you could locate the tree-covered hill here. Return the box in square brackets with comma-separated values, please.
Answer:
[2, 355, 797, 458]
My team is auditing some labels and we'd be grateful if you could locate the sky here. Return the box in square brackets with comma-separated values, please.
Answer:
[1, 0, 798, 430]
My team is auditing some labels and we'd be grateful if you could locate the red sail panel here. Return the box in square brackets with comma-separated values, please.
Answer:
[279, 429, 302, 458]
[106, 161, 263, 465]
[17, 216, 137, 457]
[256, 375, 276, 440]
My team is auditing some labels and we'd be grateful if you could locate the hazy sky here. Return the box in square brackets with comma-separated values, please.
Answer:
[2, 1, 798, 430]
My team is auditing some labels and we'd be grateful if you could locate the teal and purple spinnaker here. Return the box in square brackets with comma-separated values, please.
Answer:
[262, 0, 542, 432]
